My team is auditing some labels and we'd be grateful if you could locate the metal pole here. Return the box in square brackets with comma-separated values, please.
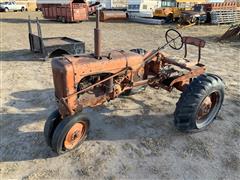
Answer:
[94, 9, 101, 59]
[36, 17, 42, 38]
[28, 16, 32, 34]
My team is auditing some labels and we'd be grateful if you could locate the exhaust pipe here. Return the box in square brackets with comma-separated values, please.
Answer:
[94, 9, 101, 59]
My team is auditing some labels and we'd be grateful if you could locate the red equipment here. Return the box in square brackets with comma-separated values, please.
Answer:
[37, 0, 95, 23]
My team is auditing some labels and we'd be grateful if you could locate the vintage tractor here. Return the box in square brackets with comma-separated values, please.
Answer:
[45, 9, 224, 154]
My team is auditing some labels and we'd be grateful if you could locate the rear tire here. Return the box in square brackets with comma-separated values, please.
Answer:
[174, 74, 224, 132]
[51, 113, 90, 154]
[4, 7, 9, 12]
[21, 7, 25, 12]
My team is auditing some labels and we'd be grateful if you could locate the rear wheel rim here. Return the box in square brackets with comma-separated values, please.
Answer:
[64, 122, 86, 150]
[196, 91, 220, 128]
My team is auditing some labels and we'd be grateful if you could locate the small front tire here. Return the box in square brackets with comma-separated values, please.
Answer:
[51, 113, 90, 154]
[44, 110, 61, 147]
[174, 74, 224, 132]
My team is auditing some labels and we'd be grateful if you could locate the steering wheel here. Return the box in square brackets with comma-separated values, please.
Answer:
[165, 29, 183, 50]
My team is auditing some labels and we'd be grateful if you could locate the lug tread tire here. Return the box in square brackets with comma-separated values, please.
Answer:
[174, 73, 224, 132]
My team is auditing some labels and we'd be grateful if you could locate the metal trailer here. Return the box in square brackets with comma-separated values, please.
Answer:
[37, 0, 89, 22]
[28, 16, 85, 60]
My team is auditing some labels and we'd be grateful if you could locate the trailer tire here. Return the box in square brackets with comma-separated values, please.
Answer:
[174, 74, 224, 132]
[61, 17, 66, 23]
[51, 113, 90, 154]
[44, 110, 61, 147]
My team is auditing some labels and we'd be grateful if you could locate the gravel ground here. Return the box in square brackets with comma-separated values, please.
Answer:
[0, 11, 240, 179]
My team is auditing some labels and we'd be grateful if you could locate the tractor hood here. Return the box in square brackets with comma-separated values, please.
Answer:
[51, 51, 144, 99]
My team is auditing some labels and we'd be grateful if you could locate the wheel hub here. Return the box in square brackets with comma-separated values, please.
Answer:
[64, 123, 85, 150]
[196, 92, 219, 126]
[198, 96, 212, 118]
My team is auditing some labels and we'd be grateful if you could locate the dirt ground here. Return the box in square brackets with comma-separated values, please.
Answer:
[0, 12, 240, 179]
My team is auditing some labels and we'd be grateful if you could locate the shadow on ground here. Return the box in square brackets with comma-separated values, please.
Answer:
[0, 88, 180, 162]
[1, 49, 46, 61]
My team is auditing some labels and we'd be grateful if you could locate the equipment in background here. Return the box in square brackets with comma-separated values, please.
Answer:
[128, 14, 165, 24]
[98, 0, 128, 10]
[37, 0, 100, 23]
[28, 16, 85, 60]
[179, 4, 209, 25]
[127, 0, 161, 18]
[210, 2, 240, 24]
[100, 10, 127, 21]
[153, 0, 181, 22]
[218, 24, 240, 41]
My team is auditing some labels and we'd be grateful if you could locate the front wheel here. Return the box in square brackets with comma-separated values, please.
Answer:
[51, 113, 90, 154]
[174, 74, 224, 132]
[44, 110, 61, 146]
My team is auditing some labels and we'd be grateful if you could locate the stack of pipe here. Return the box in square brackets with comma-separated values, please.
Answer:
[100, 11, 127, 22]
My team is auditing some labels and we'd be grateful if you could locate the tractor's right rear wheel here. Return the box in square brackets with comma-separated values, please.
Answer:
[174, 74, 224, 132]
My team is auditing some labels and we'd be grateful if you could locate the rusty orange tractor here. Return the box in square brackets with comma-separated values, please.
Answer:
[45, 9, 225, 154]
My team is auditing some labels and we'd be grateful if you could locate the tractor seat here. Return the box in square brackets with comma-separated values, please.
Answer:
[164, 36, 206, 68]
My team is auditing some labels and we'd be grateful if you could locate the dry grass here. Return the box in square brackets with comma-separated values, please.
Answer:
[181, 136, 213, 160]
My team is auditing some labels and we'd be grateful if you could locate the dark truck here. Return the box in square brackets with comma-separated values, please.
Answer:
[179, 4, 211, 24]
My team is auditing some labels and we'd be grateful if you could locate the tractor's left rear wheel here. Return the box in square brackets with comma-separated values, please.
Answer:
[51, 113, 90, 154]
